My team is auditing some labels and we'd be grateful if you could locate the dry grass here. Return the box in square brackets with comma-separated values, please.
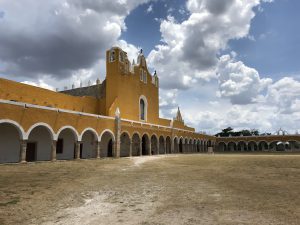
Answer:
[0, 154, 299, 225]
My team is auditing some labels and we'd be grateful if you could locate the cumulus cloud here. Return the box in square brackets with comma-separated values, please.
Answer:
[148, 0, 267, 90]
[265, 77, 300, 114]
[159, 89, 179, 118]
[0, 0, 149, 85]
[216, 54, 272, 104]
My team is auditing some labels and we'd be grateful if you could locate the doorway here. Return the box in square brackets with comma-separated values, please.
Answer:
[108, 139, 113, 157]
[26, 142, 37, 162]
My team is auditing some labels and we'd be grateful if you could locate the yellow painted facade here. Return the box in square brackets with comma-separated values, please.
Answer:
[0, 46, 299, 164]
[0, 46, 216, 163]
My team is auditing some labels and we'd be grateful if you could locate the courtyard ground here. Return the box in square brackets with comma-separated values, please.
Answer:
[0, 154, 299, 225]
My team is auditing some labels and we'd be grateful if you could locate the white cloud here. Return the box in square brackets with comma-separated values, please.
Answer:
[148, 0, 268, 90]
[0, 0, 150, 88]
[148, 0, 299, 134]
[216, 54, 272, 104]
[146, 4, 153, 13]
[265, 77, 300, 114]
[22, 80, 55, 91]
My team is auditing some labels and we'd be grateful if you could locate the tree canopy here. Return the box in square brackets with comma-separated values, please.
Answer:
[215, 127, 271, 137]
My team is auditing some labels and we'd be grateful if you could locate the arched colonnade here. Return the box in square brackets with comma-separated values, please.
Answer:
[0, 120, 212, 163]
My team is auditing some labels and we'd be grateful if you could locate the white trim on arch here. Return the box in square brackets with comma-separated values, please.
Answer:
[132, 131, 142, 140]
[120, 130, 132, 140]
[173, 136, 179, 144]
[25, 122, 56, 140]
[0, 119, 26, 140]
[141, 132, 150, 140]
[56, 126, 79, 141]
[99, 129, 115, 142]
[79, 128, 100, 142]
[150, 133, 158, 141]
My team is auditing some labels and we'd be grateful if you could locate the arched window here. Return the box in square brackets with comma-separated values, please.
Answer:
[139, 96, 147, 121]
[140, 69, 143, 81]
[109, 50, 115, 62]
[119, 51, 124, 62]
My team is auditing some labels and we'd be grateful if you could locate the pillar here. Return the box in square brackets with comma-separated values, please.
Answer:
[114, 108, 121, 158]
[164, 141, 167, 154]
[20, 140, 27, 163]
[157, 141, 159, 155]
[129, 141, 133, 157]
[149, 142, 152, 156]
[75, 141, 81, 159]
[139, 141, 142, 156]
[51, 140, 57, 161]
[96, 141, 101, 159]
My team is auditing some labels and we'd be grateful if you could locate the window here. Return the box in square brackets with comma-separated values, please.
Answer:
[119, 51, 124, 62]
[140, 69, 143, 81]
[140, 99, 145, 120]
[143, 70, 147, 83]
[139, 96, 147, 121]
[109, 50, 115, 62]
[56, 138, 63, 154]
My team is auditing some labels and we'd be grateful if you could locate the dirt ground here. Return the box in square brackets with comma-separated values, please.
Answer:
[0, 154, 299, 225]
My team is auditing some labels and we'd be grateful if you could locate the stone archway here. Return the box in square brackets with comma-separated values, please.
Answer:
[57, 127, 78, 160]
[166, 136, 171, 154]
[132, 133, 141, 156]
[258, 141, 269, 151]
[173, 137, 179, 153]
[100, 130, 115, 157]
[120, 132, 131, 157]
[237, 141, 247, 151]
[0, 122, 24, 163]
[159, 136, 165, 154]
[81, 130, 98, 159]
[142, 134, 150, 155]
[228, 142, 237, 152]
[248, 141, 258, 151]
[184, 138, 188, 153]
[179, 138, 183, 153]
[151, 135, 158, 155]
[27, 125, 54, 162]
[218, 142, 227, 152]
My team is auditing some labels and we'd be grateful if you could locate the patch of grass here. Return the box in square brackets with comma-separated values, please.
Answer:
[0, 198, 20, 207]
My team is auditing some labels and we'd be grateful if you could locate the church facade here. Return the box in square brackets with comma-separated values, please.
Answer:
[0, 47, 215, 164]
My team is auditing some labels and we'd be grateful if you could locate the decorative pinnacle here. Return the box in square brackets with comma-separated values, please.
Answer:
[115, 107, 120, 117]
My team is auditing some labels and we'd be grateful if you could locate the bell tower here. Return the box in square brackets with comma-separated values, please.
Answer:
[104, 46, 159, 123]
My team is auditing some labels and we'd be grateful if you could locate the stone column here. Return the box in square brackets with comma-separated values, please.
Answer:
[75, 141, 82, 159]
[149, 142, 152, 156]
[251, 144, 254, 152]
[157, 141, 160, 155]
[51, 140, 57, 161]
[114, 108, 121, 158]
[164, 141, 167, 154]
[96, 141, 101, 159]
[129, 141, 133, 157]
[139, 141, 142, 156]
[20, 140, 27, 163]
[170, 120, 175, 154]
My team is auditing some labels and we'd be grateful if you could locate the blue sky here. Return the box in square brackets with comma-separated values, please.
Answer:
[123, 0, 300, 79]
[0, 0, 299, 134]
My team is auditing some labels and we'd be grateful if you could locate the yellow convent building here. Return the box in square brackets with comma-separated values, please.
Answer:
[0, 47, 215, 163]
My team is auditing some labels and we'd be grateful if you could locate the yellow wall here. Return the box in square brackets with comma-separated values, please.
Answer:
[106, 47, 159, 123]
[0, 78, 99, 114]
[0, 46, 203, 135]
